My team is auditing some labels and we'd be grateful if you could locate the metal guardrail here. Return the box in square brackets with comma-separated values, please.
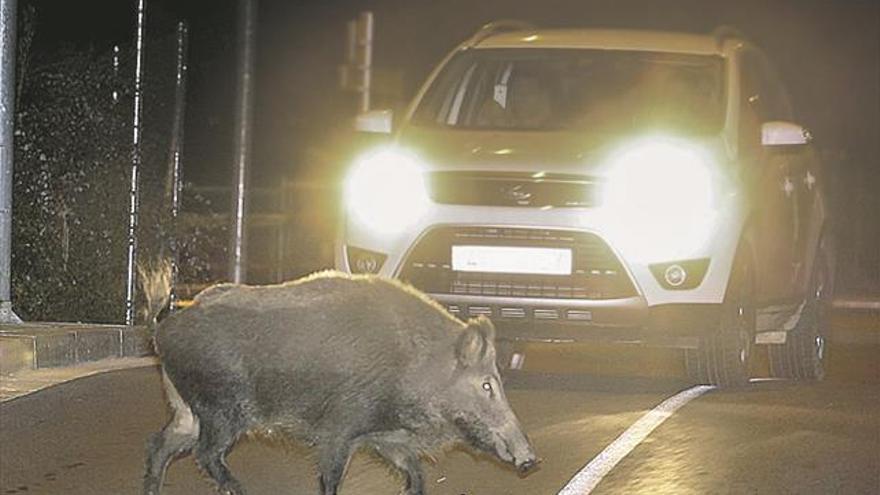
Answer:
[177, 180, 338, 286]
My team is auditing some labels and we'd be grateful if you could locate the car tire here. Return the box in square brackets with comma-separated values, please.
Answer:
[768, 235, 834, 381]
[685, 248, 755, 388]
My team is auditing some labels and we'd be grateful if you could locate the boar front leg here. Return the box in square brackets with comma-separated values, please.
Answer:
[370, 440, 424, 495]
[317, 439, 355, 495]
[194, 415, 246, 495]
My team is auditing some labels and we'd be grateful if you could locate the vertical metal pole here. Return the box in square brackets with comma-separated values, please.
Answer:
[359, 11, 373, 113]
[0, 0, 20, 323]
[228, 0, 256, 284]
[346, 20, 356, 66]
[274, 179, 290, 283]
[124, 0, 146, 325]
[341, 19, 355, 90]
[168, 21, 188, 311]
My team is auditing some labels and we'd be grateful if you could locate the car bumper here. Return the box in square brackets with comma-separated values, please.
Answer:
[429, 293, 721, 347]
[337, 202, 743, 347]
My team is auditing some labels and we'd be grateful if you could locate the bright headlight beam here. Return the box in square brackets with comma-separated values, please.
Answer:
[345, 148, 429, 235]
[602, 138, 717, 263]
[605, 139, 714, 216]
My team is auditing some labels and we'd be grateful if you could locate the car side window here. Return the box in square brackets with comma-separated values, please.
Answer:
[739, 48, 795, 165]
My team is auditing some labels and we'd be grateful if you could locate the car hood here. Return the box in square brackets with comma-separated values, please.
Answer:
[397, 126, 727, 177]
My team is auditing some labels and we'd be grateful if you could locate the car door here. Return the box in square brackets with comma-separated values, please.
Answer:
[737, 49, 799, 307]
[785, 129, 824, 299]
[758, 52, 822, 302]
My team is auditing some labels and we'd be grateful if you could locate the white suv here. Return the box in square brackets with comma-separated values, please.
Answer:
[337, 22, 833, 387]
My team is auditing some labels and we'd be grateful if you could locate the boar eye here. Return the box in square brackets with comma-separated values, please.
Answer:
[481, 381, 494, 396]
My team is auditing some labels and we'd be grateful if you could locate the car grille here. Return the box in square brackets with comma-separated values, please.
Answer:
[428, 171, 599, 208]
[399, 227, 637, 300]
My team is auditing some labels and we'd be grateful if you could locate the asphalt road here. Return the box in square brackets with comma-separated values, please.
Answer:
[2, 338, 878, 495]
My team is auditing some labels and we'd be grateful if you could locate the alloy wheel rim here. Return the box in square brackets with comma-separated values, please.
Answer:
[815, 335, 826, 361]
[733, 272, 753, 365]
[812, 256, 830, 360]
[738, 325, 751, 364]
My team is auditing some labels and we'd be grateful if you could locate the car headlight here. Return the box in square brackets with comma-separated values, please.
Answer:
[602, 138, 718, 263]
[345, 148, 429, 235]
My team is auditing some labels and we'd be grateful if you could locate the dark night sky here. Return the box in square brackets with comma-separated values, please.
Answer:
[25, 0, 879, 182]
[255, 0, 880, 175]
[19, 0, 880, 289]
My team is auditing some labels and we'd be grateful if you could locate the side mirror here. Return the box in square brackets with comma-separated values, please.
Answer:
[761, 121, 812, 146]
[355, 109, 393, 134]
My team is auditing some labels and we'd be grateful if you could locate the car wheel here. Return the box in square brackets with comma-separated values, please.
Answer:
[768, 235, 834, 380]
[685, 249, 755, 388]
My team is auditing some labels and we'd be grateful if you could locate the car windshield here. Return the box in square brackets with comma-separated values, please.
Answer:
[412, 48, 725, 134]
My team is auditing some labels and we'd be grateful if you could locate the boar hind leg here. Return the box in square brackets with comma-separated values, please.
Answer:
[194, 415, 246, 495]
[144, 371, 200, 495]
[371, 442, 424, 495]
[143, 419, 198, 494]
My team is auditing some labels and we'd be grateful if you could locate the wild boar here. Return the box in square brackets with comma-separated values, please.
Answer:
[141, 270, 537, 495]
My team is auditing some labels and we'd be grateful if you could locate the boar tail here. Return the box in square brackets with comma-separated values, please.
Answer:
[138, 257, 173, 327]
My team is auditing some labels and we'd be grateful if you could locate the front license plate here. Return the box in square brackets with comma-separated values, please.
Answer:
[451, 245, 572, 275]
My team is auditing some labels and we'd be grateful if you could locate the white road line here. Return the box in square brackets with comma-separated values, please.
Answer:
[557, 385, 715, 495]
[832, 299, 880, 310]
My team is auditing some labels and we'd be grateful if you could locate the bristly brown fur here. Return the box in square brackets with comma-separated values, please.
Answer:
[137, 258, 172, 326]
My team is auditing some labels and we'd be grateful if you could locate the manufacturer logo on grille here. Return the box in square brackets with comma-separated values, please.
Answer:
[501, 184, 532, 205]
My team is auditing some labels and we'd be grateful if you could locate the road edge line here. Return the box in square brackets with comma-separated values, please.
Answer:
[0, 356, 158, 403]
[557, 384, 715, 495]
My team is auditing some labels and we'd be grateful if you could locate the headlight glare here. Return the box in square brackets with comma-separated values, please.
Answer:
[602, 138, 718, 263]
[345, 148, 428, 235]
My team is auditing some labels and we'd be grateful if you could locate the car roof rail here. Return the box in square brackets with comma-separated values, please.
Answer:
[711, 25, 748, 48]
[466, 19, 537, 47]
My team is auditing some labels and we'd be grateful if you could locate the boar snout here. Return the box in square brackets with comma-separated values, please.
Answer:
[517, 456, 541, 476]
[511, 441, 538, 476]
[498, 420, 538, 475]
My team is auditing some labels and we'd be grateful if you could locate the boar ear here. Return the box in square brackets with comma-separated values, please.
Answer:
[469, 315, 496, 343]
[456, 316, 495, 368]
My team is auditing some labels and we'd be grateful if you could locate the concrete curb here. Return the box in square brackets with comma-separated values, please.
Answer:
[0, 323, 152, 376]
